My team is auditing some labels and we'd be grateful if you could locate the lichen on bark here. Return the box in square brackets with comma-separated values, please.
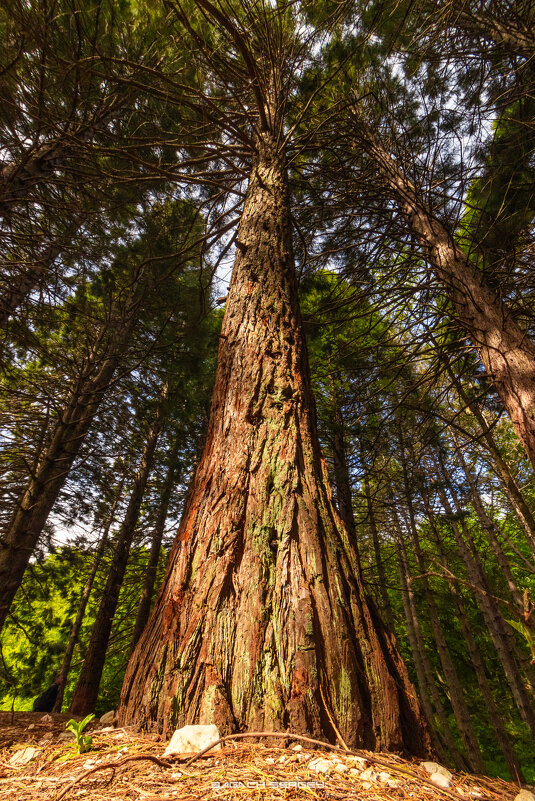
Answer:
[119, 134, 428, 755]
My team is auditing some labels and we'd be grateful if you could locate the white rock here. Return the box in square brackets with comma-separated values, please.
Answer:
[164, 724, 221, 756]
[9, 747, 41, 766]
[347, 756, 367, 770]
[265, 757, 275, 764]
[378, 770, 398, 786]
[515, 792, 535, 801]
[291, 744, 303, 752]
[335, 762, 349, 773]
[99, 710, 116, 725]
[360, 767, 378, 782]
[309, 757, 332, 774]
[430, 772, 452, 789]
[422, 761, 453, 780]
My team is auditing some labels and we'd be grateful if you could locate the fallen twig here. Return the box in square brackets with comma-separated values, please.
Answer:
[183, 731, 465, 800]
[55, 753, 170, 800]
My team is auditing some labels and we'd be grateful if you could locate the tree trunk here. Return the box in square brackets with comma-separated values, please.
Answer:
[0, 319, 133, 633]
[53, 488, 122, 712]
[356, 124, 535, 469]
[118, 134, 428, 754]
[69, 391, 166, 715]
[450, 369, 535, 557]
[130, 437, 181, 652]
[452, 434, 528, 615]
[366, 475, 395, 630]
[431, 456, 535, 736]
[394, 522, 464, 769]
[422, 488, 524, 781]
[329, 385, 359, 553]
[398, 433, 484, 772]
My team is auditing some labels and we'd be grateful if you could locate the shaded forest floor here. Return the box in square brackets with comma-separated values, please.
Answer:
[0, 712, 527, 800]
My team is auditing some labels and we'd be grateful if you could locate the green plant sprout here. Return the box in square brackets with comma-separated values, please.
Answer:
[65, 713, 95, 754]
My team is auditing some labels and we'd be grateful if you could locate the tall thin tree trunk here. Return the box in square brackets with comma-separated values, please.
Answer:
[356, 123, 535, 469]
[431, 455, 535, 736]
[366, 475, 395, 630]
[450, 368, 535, 556]
[118, 131, 428, 753]
[398, 432, 484, 772]
[0, 318, 133, 632]
[394, 522, 465, 769]
[130, 437, 181, 652]
[451, 433, 528, 615]
[69, 389, 167, 715]
[422, 487, 524, 781]
[329, 382, 359, 556]
[53, 487, 123, 712]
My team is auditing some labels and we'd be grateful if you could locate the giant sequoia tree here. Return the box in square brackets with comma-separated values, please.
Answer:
[119, 0, 427, 751]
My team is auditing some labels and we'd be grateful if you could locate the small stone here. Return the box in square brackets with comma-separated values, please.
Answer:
[349, 768, 361, 778]
[291, 744, 303, 752]
[58, 731, 75, 741]
[378, 771, 392, 782]
[278, 756, 286, 763]
[309, 757, 332, 774]
[346, 756, 367, 770]
[99, 710, 116, 725]
[362, 781, 373, 790]
[9, 747, 41, 766]
[430, 772, 452, 789]
[360, 767, 378, 782]
[39, 714, 52, 723]
[171, 772, 182, 779]
[164, 724, 221, 756]
[515, 792, 535, 801]
[265, 757, 275, 764]
[422, 761, 453, 780]
[335, 762, 349, 773]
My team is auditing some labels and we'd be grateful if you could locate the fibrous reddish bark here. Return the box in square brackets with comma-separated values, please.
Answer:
[355, 124, 535, 470]
[119, 134, 428, 754]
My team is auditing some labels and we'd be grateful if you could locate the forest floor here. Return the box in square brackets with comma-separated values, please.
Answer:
[0, 711, 528, 801]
